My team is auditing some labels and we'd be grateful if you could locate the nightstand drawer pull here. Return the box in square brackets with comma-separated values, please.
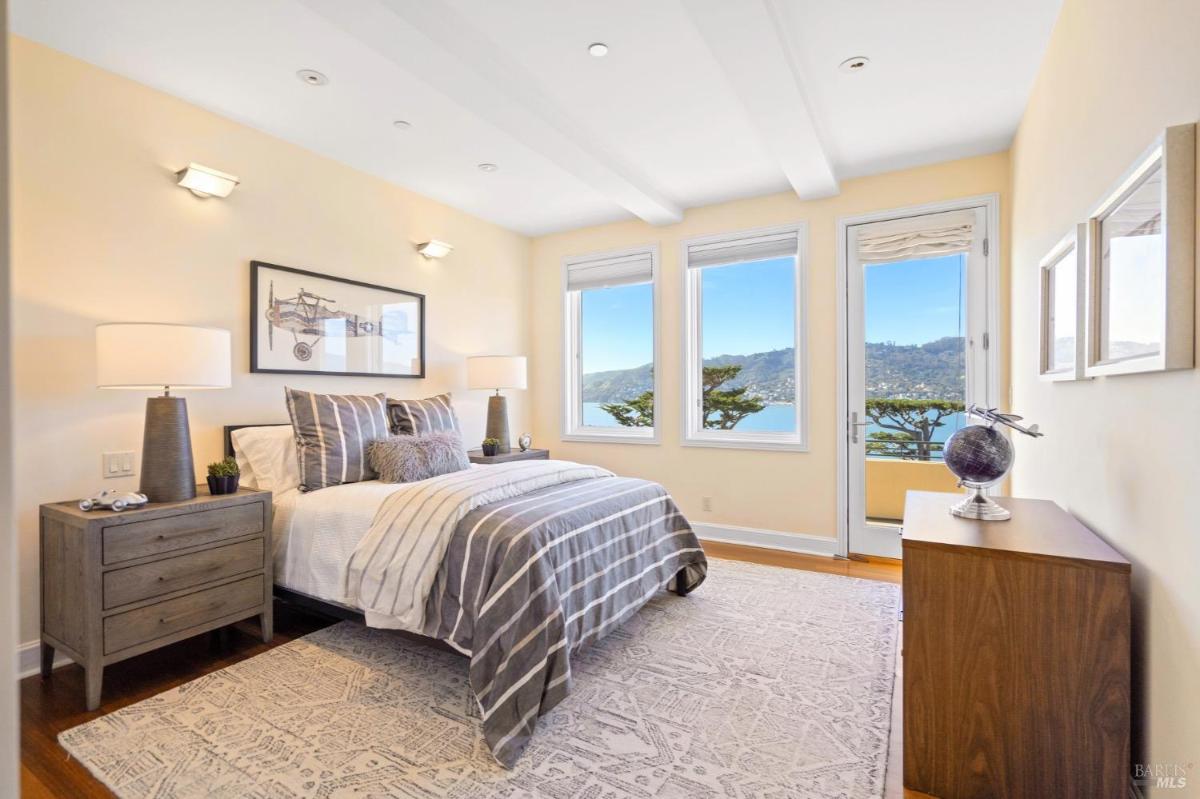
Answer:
[103, 538, 264, 609]
[103, 574, 264, 654]
[103, 503, 264, 564]
[156, 527, 218, 542]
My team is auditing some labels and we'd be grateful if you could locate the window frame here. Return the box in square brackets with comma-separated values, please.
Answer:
[680, 222, 808, 452]
[561, 244, 661, 444]
[1038, 224, 1089, 382]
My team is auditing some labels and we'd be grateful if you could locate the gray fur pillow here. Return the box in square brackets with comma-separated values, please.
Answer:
[368, 431, 470, 483]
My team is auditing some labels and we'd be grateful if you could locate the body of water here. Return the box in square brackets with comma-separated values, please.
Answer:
[583, 402, 966, 458]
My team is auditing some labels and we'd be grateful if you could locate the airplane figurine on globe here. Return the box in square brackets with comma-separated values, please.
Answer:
[943, 405, 1044, 521]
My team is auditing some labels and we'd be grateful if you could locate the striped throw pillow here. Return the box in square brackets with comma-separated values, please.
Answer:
[387, 393, 462, 436]
[284, 388, 391, 492]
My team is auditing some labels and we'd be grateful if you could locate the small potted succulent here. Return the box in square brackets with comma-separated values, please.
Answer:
[206, 456, 240, 495]
[481, 437, 501, 457]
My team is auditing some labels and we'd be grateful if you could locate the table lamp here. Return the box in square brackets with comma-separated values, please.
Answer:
[467, 355, 526, 453]
[97, 323, 232, 503]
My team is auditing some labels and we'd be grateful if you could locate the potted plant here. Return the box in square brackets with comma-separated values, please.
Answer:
[206, 456, 240, 495]
[481, 437, 500, 457]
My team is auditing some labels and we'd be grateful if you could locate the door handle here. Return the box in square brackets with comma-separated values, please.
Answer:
[849, 411, 870, 444]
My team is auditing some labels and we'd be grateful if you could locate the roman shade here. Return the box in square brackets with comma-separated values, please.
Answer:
[686, 229, 799, 269]
[565, 249, 654, 291]
[855, 209, 976, 264]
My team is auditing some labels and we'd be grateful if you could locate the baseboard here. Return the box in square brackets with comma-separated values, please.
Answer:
[692, 522, 839, 557]
[16, 638, 73, 680]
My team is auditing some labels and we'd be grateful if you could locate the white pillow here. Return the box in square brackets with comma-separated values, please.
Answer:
[231, 425, 301, 494]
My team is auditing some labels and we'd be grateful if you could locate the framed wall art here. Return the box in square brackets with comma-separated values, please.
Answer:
[1084, 123, 1195, 377]
[250, 261, 425, 378]
[1038, 224, 1088, 381]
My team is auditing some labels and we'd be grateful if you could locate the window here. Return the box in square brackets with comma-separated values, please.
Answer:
[562, 246, 658, 442]
[682, 224, 806, 450]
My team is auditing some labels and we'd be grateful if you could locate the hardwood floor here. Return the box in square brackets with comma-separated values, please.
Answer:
[20, 541, 924, 798]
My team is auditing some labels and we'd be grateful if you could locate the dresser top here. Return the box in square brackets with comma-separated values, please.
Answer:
[902, 491, 1130, 571]
[42, 487, 269, 525]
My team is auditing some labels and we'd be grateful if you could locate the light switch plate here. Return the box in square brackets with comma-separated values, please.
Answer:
[102, 451, 136, 478]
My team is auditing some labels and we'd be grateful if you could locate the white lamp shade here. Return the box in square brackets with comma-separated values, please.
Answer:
[97, 323, 232, 390]
[467, 355, 527, 390]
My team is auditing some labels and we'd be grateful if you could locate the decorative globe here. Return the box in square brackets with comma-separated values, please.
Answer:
[943, 424, 1013, 487]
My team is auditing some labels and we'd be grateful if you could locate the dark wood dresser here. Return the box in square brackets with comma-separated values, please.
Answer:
[40, 488, 273, 710]
[902, 491, 1130, 799]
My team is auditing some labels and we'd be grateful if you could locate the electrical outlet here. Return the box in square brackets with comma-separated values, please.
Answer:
[103, 451, 136, 478]
[701, 496, 712, 512]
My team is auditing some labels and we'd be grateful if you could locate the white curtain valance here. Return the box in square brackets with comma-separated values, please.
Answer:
[855, 209, 976, 264]
[687, 230, 799, 269]
[565, 250, 654, 291]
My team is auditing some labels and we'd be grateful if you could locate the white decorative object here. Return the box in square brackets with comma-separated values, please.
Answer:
[1038, 225, 1089, 381]
[79, 489, 149, 512]
[175, 163, 239, 198]
[417, 240, 454, 259]
[1084, 123, 1195, 377]
[518, 433, 532, 452]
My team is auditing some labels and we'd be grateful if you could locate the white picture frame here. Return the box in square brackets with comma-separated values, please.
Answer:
[1038, 224, 1089, 381]
[1084, 123, 1196, 377]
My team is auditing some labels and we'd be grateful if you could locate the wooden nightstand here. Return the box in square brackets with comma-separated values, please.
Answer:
[40, 488, 273, 710]
[468, 448, 550, 465]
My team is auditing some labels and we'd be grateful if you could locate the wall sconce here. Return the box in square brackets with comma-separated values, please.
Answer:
[175, 163, 239, 198]
[417, 239, 454, 259]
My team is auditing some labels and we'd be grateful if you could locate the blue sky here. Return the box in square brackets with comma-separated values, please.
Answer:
[865, 254, 965, 345]
[579, 253, 966, 375]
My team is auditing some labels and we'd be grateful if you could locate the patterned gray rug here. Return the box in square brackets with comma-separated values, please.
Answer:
[60, 558, 899, 798]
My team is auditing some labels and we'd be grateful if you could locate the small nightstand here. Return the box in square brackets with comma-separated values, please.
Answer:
[468, 448, 550, 465]
[40, 488, 272, 710]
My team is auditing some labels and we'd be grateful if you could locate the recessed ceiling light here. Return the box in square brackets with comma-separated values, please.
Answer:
[477, 163, 499, 173]
[296, 69, 329, 86]
[838, 56, 870, 74]
[393, 120, 412, 130]
[588, 42, 609, 57]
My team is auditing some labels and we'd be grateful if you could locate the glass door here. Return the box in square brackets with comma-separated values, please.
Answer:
[846, 205, 993, 558]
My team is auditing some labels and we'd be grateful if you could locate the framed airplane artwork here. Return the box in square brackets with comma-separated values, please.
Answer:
[249, 261, 426, 378]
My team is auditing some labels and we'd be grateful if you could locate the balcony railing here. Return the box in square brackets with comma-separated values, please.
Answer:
[865, 436, 946, 461]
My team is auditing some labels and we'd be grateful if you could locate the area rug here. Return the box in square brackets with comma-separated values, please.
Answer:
[59, 558, 900, 798]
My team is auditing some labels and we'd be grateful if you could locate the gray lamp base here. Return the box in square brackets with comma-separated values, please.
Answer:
[486, 394, 511, 454]
[139, 396, 197, 504]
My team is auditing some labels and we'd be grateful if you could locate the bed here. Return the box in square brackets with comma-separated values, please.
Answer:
[224, 425, 708, 767]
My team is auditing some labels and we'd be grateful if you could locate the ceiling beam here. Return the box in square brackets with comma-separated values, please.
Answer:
[300, 0, 683, 226]
[682, 0, 839, 200]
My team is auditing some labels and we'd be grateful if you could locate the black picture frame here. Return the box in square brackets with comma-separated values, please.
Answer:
[249, 260, 426, 378]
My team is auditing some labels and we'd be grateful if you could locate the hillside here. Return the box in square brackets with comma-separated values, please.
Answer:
[582, 337, 965, 403]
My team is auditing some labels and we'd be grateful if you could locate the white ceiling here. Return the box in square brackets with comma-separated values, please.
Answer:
[12, 0, 1062, 236]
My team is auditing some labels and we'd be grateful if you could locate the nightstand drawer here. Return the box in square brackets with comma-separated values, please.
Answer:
[102, 503, 264, 564]
[103, 574, 265, 655]
[103, 538, 264, 609]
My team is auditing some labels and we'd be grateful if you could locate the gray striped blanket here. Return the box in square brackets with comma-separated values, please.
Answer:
[347, 462, 707, 767]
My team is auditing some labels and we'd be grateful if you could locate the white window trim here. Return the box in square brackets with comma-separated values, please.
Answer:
[561, 244, 661, 444]
[680, 222, 809, 452]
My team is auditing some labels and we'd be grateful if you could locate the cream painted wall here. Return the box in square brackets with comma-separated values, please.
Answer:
[530, 153, 1010, 540]
[10, 38, 531, 647]
[1008, 0, 1200, 785]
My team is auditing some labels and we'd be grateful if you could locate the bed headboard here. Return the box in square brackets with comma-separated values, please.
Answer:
[223, 424, 290, 459]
